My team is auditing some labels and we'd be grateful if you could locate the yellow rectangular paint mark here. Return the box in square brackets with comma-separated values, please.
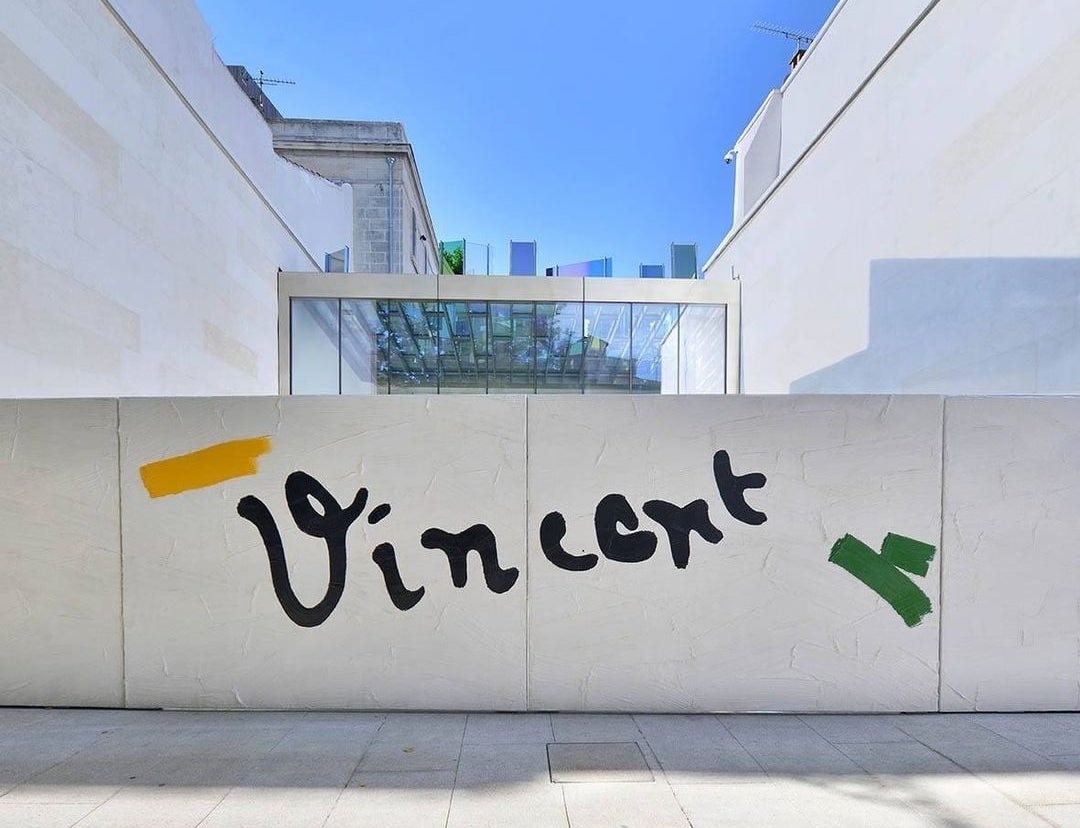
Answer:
[139, 436, 272, 498]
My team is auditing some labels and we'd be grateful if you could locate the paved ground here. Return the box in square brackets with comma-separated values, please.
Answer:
[1, 710, 1079, 827]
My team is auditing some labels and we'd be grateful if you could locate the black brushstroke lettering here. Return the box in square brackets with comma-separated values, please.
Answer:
[420, 524, 519, 593]
[713, 450, 768, 525]
[237, 493, 345, 627]
[236, 471, 367, 627]
[286, 471, 368, 538]
[594, 493, 657, 563]
[539, 511, 598, 571]
[372, 542, 425, 611]
[368, 503, 392, 524]
[642, 499, 724, 569]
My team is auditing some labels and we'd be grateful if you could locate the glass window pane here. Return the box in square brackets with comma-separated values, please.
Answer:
[536, 301, 584, 393]
[671, 243, 698, 279]
[631, 303, 678, 394]
[489, 303, 536, 393]
[679, 304, 727, 394]
[583, 303, 631, 393]
[290, 298, 339, 394]
[380, 300, 439, 393]
[509, 241, 537, 276]
[437, 301, 487, 393]
[340, 300, 380, 394]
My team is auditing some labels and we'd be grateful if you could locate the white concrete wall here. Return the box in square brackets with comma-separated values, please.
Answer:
[941, 397, 1080, 711]
[731, 91, 782, 225]
[0, 399, 122, 707]
[527, 394, 943, 712]
[119, 396, 527, 710]
[777, 0, 932, 171]
[0, 0, 353, 398]
[705, 0, 1080, 394]
[1, 394, 1076, 712]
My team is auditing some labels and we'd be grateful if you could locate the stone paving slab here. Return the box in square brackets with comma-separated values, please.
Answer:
[0, 709, 1078, 827]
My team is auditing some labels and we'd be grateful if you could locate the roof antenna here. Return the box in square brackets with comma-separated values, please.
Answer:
[751, 22, 815, 47]
[752, 22, 816, 71]
[255, 69, 296, 90]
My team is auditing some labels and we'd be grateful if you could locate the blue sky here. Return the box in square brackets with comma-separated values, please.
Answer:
[196, 0, 836, 276]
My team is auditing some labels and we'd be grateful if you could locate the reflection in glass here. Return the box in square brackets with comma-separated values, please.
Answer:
[679, 304, 727, 393]
[489, 303, 536, 393]
[583, 303, 632, 393]
[438, 301, 487, 393]
[290, 298, 728, 396]
[631, 303, 678, 393]
[340, 300, 380, 394]
[536, 302, 584, 393]
[290, 298, 340, 394]
[378, 301, 440, 393]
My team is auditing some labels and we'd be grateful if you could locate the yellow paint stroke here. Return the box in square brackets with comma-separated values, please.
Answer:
[140, 436, 272, 498]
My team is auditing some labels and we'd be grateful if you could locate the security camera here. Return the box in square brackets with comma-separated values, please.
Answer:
[723, 150, 736, 165]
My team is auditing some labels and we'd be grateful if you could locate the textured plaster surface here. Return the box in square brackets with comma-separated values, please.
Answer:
[527, 395, 944, 712]
[0, 398, 122, 706]
[119, 396, 526, 709]
[940, 396, 1080, 711]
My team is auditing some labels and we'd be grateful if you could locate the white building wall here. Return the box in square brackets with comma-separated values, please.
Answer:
[705, 0, 1080, 393]
[0, 0, 353, 398]
[731, 91, 782, 225]
[777, 0, 932, 171]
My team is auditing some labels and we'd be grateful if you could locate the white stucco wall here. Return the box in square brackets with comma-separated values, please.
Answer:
[0, 0, 353, 398]
[705, 0, 1080, 394]
[731, 91, 782, 225]
[2, 394, 1077, 712]
[777, 0, 933, 171]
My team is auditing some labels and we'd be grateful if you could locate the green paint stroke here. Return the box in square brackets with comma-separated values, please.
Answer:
[880, 532, 936, 577]
[829, 534, 933, 627]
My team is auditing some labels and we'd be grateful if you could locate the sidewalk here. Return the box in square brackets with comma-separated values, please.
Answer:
[0, 709, 1078, 827]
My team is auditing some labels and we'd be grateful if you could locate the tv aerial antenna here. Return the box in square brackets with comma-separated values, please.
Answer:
[752, 22, 815, 48]
[255, 69, 296, 90]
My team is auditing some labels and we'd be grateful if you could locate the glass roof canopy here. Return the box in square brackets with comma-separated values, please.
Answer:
[280, 274, 740, 396]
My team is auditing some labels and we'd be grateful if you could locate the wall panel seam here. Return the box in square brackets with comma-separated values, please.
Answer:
[936, 396, 947, 712]
[114, 397, 127, 708]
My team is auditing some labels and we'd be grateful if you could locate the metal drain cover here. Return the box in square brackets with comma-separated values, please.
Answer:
[547, 742, 654, 783]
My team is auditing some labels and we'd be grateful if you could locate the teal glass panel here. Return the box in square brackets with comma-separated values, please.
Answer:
[440, 240, 464, 274]
[671, 244, 698, 279]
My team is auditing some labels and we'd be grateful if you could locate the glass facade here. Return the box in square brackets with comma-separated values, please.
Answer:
[671, 243, 698, 279]
[639, 264, 665, 279]
[508, 241, 537, 276]
[290, 299, 725, 395]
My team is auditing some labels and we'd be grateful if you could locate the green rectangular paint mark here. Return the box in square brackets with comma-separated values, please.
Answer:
[829, 534, 933, 628]
[880, 532, 936, 577]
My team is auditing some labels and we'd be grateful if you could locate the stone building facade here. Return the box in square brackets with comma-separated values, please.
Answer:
[270, 119, 440, 275]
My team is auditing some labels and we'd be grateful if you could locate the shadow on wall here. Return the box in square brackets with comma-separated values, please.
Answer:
[791, 258, 1080, 394]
